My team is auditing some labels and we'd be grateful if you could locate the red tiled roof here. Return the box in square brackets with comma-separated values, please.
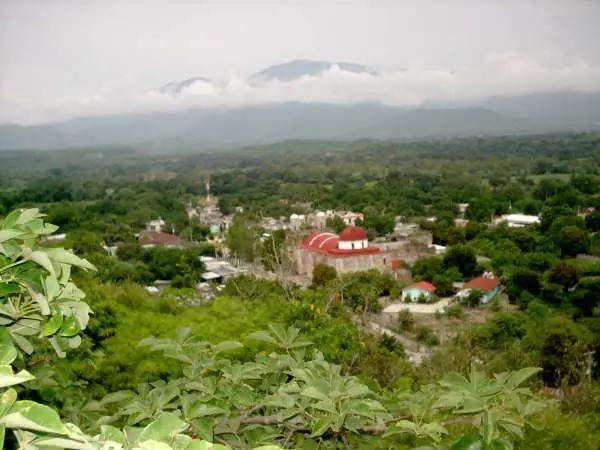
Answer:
[139, 231, 187, 247]
[299, 229, 379, 256]
[339, 226, 367, 241]
[391, 259, 402, 270]
[404, 281, 436, 293]
[302, 232, 339, 250]
[463, 275, 500, 292]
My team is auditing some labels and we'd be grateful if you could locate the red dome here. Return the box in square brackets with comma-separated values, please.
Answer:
[339, 226, 367, 241]
[301, 231, 339, 251]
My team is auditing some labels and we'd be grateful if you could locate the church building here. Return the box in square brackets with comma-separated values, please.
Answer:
[295, 226, 391, 276]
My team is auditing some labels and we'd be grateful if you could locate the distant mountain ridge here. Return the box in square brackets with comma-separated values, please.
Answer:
[159, 77, 213, 95]
[2, 98, 593, 152]
[250, 59, 378, 82]
[1, 58, 599, 151]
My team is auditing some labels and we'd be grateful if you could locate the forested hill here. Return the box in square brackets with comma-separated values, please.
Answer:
[2, 91, 600, 151]
[1, 133, 599, 180]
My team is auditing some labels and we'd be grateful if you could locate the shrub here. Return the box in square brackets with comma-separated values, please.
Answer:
[464, 289, 484, 307]
[379, 334, 406, 357]
[312, 263, 337, 286]
[397, 310, 415, 332]
[548, 262, 580, 291]
[416, 325, 440, 345]
[446, 304, 466, 319]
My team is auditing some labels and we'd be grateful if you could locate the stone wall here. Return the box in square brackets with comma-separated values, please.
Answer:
[295, 249, 390, 276]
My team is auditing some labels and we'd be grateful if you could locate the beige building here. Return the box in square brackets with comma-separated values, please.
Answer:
[295, 226, 426, 277]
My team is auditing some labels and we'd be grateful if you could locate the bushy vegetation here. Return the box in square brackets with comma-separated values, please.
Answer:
[1, 209, 552, 449]
[1, 132, 599, 448]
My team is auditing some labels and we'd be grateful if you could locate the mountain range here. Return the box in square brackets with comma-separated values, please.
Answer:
[1, 60, 599, 151]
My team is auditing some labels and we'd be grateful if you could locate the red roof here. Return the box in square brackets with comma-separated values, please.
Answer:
[404, 281, 436, 293]
[463, 275, 500, 292]
[391, 259, 402, 270]
[339, 226, 367, 241]
[301, 232, 339, 251]
[299, 229, 379, 257]
[138, 231, 187, 247]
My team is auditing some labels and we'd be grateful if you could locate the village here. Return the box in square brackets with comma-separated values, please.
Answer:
[47, 173, 591, 366]
[71, 178, 555, 338]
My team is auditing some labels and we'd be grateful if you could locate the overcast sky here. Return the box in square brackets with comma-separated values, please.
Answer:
[1, 0, 599, 124]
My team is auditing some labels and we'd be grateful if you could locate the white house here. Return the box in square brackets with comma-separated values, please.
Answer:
[429, 244, 447, 255]
[341, 212, 364, 226]
[290, 213, 307, 230]
[401, 281, 437, 302]
[495, 214, 540, 228]
[146, 218, 166, 232]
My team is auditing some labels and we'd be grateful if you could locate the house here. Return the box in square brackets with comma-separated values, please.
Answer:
[44, 233, 67, 242]
[146, 218, 166, 232]
[200, 256, 247, 284]
[401, 281, 436, 302]
[290, 213, 307, 230]
[455, 272, 501, 304]
[577, 207, 595, 218]
[102, 243, 119, 257]
[341, 212, 364, 226]
[429, 244, 447, 255]
[138, 231, 188, 249]
[261, 216, 287, 231]
[495, 214, 540, 228]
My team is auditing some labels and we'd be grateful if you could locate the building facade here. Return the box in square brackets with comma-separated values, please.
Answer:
[295, 226, 392, 276]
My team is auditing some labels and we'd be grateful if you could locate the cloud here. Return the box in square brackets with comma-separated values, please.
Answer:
[2, 52, 600, 125]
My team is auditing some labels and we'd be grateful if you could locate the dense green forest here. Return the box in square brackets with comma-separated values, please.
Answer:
[1, 132, 599, 449]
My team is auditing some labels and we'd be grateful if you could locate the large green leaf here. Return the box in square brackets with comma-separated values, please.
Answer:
[137, 412, 188, 442]
[212, 341, 243, 354]
[441, 372, 472, 392]
[1, 210, 24, 229]
[0, 229, 25, 244]
[46, 249, 96, 271]
[0, 283, 21, 296]
[100, 424, 126, 444]
[0, 344, 17, 366]
[0, 388, 17, 417]
[30, 436, 91, 449]
[15, 208, 43, 226]
[42, 314, 64, 337]
[135, 440, 173, 450]
[0, 328, 17, 365]
[26, 250, 56, 277]
[451, 434, 483, 450]
[10, 332, 33, 355]
[503, 367, 541, 390]
[245, 331, 278, 346]
[186, 441, 229, 450]
[1, 400, 67, 434]
[0, 365, 35, 388]
[310, 415, 337, 437]
[60, 315, 81, 337]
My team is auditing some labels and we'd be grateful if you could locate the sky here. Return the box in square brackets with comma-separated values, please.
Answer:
[1, 0, 599, 124]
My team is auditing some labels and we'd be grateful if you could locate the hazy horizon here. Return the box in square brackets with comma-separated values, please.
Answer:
[1, 0, 600, 125]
